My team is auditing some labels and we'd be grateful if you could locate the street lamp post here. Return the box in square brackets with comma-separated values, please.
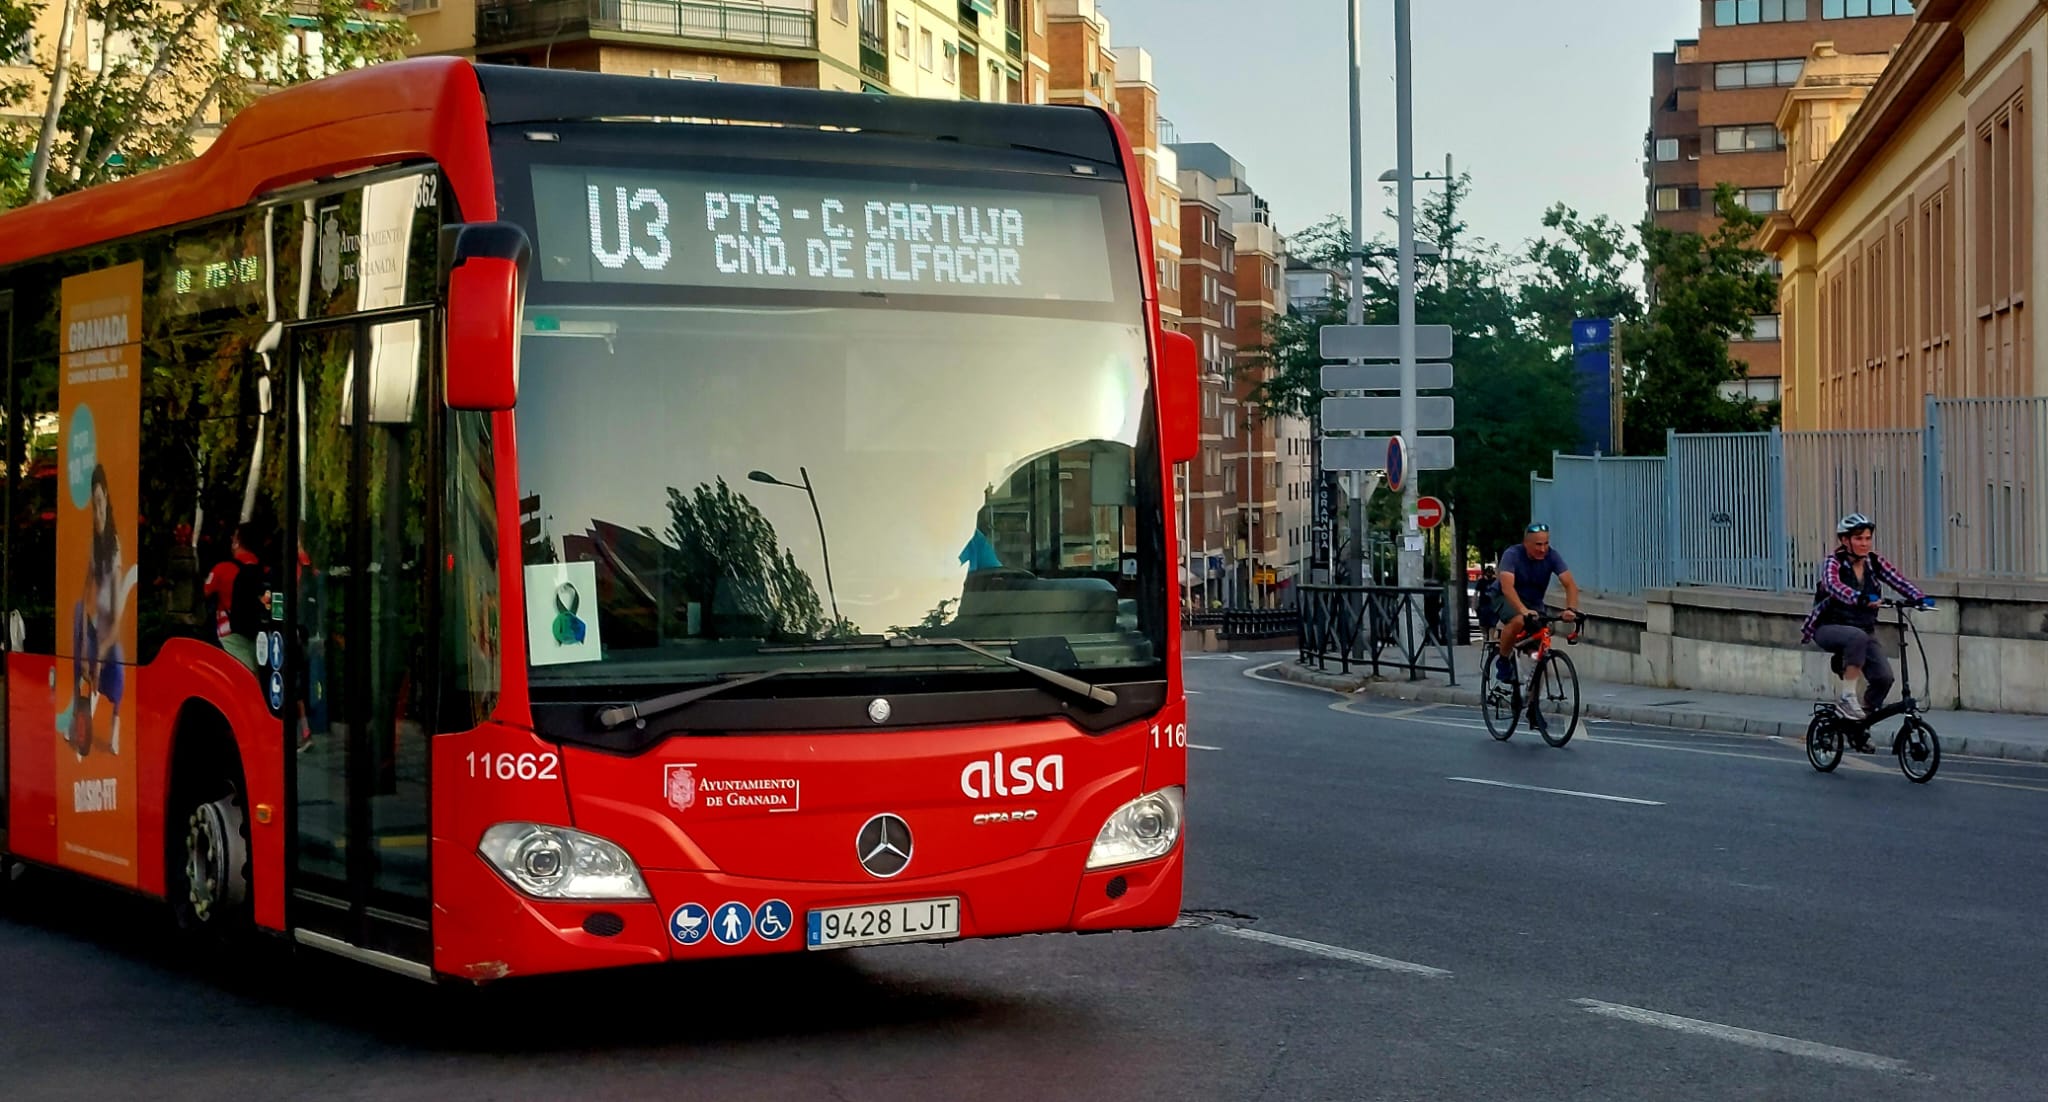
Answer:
[747, 467, 840, 625]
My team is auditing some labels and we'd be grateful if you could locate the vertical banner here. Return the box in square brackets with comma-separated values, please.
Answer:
[1571, 318, 1614, 455]
[55, 262, 143, 886]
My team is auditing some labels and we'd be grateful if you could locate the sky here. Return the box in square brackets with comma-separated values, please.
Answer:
[1095, 0, 1703, 262]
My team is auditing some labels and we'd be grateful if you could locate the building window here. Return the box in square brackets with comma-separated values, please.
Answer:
[919, 28, 934, 71]
[1718, 377, 1782, 401]
[1716, 124, 1786, 154]
[1736, 187, 1781, 213]
[832, 0, 848, 23]
[1715, 0, 1810, 24]
[1655, 138, 1680, 161]
[1822, 0, 1912, 17]
[1715, 58, 1803, 89]
[1031, 72, 1044, 102]
[1655, 186, 1680, 212]
[895, 14, 911, 57]
[943, 41, 957, 82]
[1743, 314, 1782, 342]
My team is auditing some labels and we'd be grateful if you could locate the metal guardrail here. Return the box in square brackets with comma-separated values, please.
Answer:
[1220, 609, 1298, 640]
[1297, 584, 1459, 682]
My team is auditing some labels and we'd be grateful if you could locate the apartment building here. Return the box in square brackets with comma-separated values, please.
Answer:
[1646, 0, 1916, 402]
[1171, 143, 1295, 606]
[404, 0, 1046, 100]
[1173, 166, 1236, 607]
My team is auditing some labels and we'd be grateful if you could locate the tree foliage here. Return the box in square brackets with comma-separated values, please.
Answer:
[1247, 173, 1623, 566]
[1618, 184, 1782, 448]
[0, 0, 412, 209]
[662, 477, 831, 641]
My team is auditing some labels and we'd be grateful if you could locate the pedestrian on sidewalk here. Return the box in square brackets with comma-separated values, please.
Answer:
[1801, 513, 1933, 733]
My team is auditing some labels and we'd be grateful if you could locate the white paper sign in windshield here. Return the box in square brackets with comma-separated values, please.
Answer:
[531, 166, 1116, 302]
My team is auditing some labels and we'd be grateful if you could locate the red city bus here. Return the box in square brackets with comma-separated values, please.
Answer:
[0, 56, 1198, 982]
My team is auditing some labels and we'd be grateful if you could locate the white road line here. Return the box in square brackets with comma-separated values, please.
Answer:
[1190, 744, 1223, 752]
[1571, 999, 1909, 1074]
[1214, 926, 1452, 977]
[1448, 777, 1664, 806]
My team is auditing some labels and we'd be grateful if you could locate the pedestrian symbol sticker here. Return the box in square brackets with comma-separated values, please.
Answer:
[713, 901, 753, 945]
[754, 899, 793, 942]
[669, 902, 710, 945]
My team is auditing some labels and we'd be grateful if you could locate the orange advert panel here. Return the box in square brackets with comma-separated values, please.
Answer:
[53, 262, 143, 887]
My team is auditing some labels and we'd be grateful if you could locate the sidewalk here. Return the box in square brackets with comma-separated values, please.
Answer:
[1267, 649, 2048, 764]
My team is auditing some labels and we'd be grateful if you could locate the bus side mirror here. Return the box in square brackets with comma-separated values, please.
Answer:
[443, 222, 532, 411]
[1157, 327, 1199, 464]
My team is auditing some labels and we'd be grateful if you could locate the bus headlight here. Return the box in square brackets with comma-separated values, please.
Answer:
[1086, 786, 1184, 870]
[479, 823, 650, 901]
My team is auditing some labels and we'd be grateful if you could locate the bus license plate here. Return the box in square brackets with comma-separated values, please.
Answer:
[807, 897, 960, 950]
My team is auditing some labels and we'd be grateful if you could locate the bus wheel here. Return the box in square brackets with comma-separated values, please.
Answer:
[171, 772, 250, 936]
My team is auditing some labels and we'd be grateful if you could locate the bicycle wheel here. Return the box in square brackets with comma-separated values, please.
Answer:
[1805, 712, 1842, 772]
[1532, 651, 1580, 748]
[1896, 717, 1940, 783]
[1480, 650, 1518, 741]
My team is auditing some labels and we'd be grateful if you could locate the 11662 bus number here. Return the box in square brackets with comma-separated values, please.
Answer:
[467, 752, 560, 781]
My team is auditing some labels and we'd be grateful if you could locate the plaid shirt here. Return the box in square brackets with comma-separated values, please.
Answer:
[1800, 550, 1925, 642]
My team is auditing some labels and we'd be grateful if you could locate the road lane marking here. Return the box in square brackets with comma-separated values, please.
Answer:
[1571, 999, 1908, 1074]
[1214, 926, 1452, 977]
[1189, 744, 1223, 752]
[1448, 777, 1664, 805]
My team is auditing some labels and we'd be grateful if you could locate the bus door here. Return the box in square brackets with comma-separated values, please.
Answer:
[283, 312, 435, 971]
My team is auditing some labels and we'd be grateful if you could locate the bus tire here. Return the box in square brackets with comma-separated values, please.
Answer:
[166, 711, 252, 940]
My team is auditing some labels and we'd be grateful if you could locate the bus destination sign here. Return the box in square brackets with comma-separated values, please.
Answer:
[530, 165, 1114, 301]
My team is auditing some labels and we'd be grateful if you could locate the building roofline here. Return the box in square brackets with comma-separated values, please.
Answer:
[1774, 17, 1964, 241]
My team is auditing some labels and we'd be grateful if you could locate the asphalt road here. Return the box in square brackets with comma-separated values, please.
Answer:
[5, 656, 2047, 1101]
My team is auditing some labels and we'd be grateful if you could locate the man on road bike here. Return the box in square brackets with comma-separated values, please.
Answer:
[1493, 523, 1581, 690]
[1802, 513, 1933, 734]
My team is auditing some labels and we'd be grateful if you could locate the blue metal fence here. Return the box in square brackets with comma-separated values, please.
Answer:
[1530, 399, 2048, 596]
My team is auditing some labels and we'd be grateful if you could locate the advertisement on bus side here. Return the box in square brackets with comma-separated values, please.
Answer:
[53, 262, 143, 887]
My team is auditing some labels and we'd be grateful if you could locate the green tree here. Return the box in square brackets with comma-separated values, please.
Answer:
[1619, 184, 1782, 449]
[1518, 202, 1645, 352]
[0, 0, 412, 209]
[1249, 176, 1582, 567]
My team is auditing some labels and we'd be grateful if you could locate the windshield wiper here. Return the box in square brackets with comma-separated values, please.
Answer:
[596, 667, 856, 730]
[761, 636, 1118, 707]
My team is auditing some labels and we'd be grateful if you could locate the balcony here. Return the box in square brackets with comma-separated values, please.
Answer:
[476, 0, 818, 50]
[858, 33, 888, 82]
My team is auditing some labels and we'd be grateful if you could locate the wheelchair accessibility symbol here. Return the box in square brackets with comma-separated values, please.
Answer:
[753, 899, 793, 942]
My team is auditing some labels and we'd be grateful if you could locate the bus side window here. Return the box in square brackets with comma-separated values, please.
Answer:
[136, 335, 280, 666]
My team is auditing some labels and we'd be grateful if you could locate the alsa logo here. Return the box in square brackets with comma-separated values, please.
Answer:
[960, 752, 1064, 799]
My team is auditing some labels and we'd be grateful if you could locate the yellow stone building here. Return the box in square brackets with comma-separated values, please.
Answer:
[1763, 0, 2043, 430]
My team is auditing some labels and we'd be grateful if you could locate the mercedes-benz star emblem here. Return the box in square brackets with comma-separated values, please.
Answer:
[856, 813, 912, 878]
[867, 698, 892, 724]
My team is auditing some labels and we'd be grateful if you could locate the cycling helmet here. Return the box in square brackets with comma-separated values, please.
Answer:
[1835, 512, 1874, 536]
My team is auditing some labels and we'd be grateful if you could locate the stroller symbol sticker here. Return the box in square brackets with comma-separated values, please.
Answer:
[669, 902, 711, 945]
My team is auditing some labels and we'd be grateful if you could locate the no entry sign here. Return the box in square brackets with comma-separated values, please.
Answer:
[1416, 496, 1445, 529]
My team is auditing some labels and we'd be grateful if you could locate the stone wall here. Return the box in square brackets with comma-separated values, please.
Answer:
[1569, 581, 2048, 715]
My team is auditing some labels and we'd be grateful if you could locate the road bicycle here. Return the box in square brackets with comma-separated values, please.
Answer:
[1806, 599, 1941, 783]
[1480, 610, 1584, 747]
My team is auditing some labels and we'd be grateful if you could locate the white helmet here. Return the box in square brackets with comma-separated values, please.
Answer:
[1835, 512, 1874, 536]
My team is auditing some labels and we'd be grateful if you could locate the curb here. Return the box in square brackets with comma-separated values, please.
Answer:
[1264, 661, 2048, 764]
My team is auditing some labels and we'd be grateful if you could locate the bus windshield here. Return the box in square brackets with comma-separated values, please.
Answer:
[508, 152, 1165, 690]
